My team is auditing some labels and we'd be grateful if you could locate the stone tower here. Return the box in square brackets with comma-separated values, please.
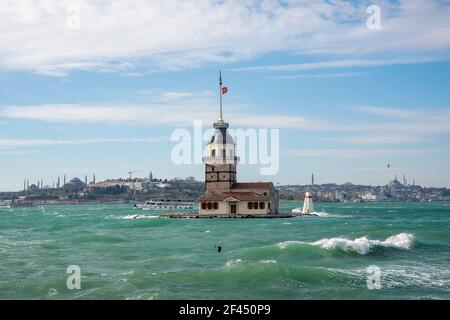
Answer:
[202, 71, 239, 195]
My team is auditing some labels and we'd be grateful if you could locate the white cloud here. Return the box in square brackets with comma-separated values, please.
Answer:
[232, 57, 441, 72]
[0, 150, 38, 155]
[354, 105, 450, 121]
[1, 103, 449, 147]
[0, 103, 217, 125]
[1, 0, 450, 75]
[285, 148, 443, 158]
[323, 134, 429, 145]
[158, 91, 214, 101]
[268, 72, 365, 79]
[0, 137, 163, 148]
[0, 101, 333, 129]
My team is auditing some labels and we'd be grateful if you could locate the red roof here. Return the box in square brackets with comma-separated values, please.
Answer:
[232, 182, 273, 190]
[198, 191, 270, 202]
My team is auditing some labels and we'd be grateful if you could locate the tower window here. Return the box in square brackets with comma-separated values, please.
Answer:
[253, 202, 258, 209]
[248, 202, 253, 209]
[259, 202, 265, 209]
[207, 203, 212, 210]
[213, 202, 218, 210]
[211, 149, 216, 157]
[201, 203, 206, 210]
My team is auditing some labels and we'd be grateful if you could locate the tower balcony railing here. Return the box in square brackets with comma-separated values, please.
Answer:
[203, 156, 240, 164]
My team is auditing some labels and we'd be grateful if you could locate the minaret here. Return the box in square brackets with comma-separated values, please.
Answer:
[203, 71, 238, 195]
[93, 174, 96, 184]
[149, 171, 153, 181]
[64, 174, 66, 185]
[85, 174, 88, 185]
[311, 173, 314, 190]
[26, 179, 29, 190]
[57, 176, 60, 189]
[41, 179, 43, 189]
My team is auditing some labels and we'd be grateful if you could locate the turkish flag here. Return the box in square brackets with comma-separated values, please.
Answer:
[222, 87, 228, 94]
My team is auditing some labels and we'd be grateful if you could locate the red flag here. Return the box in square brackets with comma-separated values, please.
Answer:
[221, 87, 228, 94]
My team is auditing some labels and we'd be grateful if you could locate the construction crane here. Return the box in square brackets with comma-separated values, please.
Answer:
[128, 171, 140, 180]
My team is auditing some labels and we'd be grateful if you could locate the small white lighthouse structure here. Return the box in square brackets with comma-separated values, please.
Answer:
[302, 192, 314, 214]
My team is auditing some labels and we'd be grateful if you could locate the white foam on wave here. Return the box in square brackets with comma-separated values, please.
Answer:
[126, 292, 160, 300]
[223, 259, 242, 270]
[325, 263, 450, 289]
[277, 240, 305, 249]
[291, 211, 351, 218]
[48, 288, 58, 296]
[259, 259, 277, 264]
[120, 214, 159, 220]
[276, 233, 414, 255]
[312, 233, 414, 255]
[315, 211, 351, 218]
[0, 238, 54, 249]
[120, 270, 134, 275]
[382, 233, 414, 249]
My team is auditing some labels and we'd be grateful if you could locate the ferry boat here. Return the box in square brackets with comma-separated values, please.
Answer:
[134, 199, 194, 210]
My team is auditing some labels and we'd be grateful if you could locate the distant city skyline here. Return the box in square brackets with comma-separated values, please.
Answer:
[1, 0, 450, 191]
[14, 171, 421, 190]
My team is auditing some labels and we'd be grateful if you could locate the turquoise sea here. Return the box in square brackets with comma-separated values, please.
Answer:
[0, 202, 449, 299]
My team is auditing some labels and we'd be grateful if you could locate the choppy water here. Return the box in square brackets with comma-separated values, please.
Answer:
[0, 202, 449, 299]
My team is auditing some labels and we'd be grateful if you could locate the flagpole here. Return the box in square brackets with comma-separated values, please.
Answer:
[219, 70, 223, 121]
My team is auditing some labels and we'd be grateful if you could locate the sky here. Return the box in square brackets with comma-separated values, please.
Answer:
[1, 0, 450, 191]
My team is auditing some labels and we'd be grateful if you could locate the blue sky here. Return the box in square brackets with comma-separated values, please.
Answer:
[1, 0, 450, 191]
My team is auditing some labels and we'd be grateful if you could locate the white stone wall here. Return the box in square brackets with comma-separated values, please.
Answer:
[198, 200, 269, 215]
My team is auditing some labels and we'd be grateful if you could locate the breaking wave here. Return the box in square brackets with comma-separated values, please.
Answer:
[291, 211, 351, 218]
[324, 264, 450, 289]
[259, 259, 277, 264]
[277, 233, 414, 255]
[277, 240, 305, 249]
[224, 259, 243, 270]
[120, 214, 159, 220]
[314, 211, 351, 218]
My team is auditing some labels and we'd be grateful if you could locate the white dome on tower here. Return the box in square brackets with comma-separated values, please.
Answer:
[208, 128, 234, 145]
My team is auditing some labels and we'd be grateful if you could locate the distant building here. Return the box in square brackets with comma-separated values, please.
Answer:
[360, 193, 378, 201]
[27, 184, 39, 192]
[63, 178, 86, 192]
[388, 177, 404, 190]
